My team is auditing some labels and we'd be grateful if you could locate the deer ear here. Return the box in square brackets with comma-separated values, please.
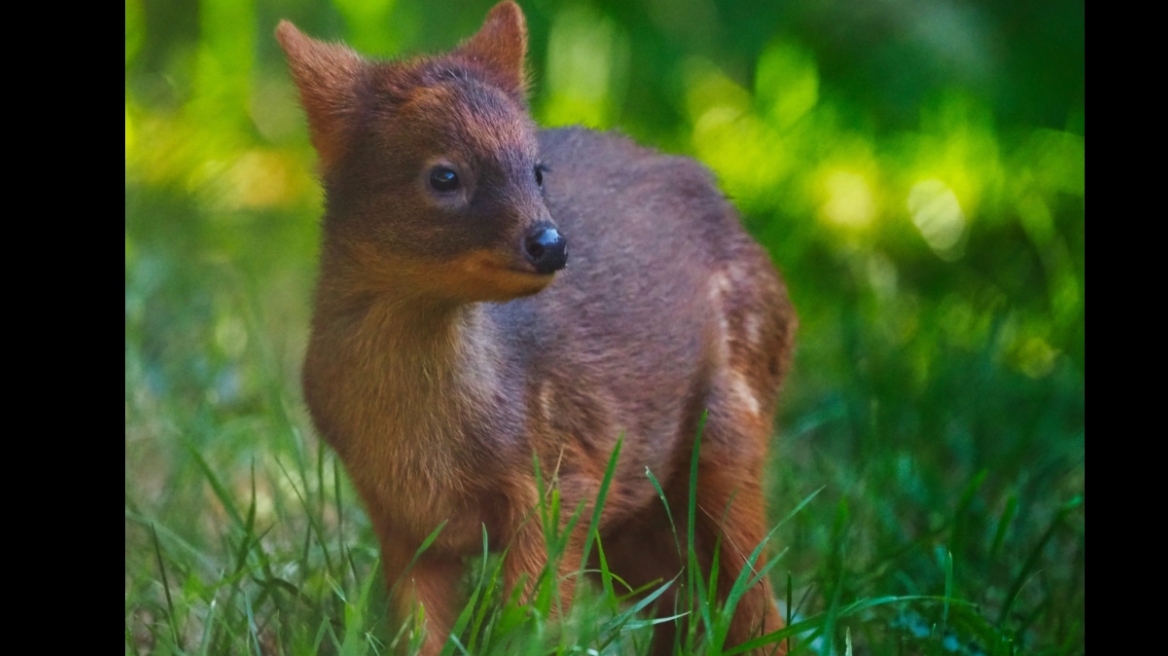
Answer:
[454, 1, 529, 97]
[276, 21, 363, 171]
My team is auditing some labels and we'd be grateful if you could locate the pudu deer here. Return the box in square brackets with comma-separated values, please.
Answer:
[277, 2, 797, 653]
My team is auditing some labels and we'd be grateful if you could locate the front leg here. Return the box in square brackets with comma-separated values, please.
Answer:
[381, 541, 465, 656]
[501, 477, 592, 618]
[502, 515, 549, 605]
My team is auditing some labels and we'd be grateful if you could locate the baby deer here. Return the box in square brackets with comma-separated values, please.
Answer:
[278, 2, 796, 654]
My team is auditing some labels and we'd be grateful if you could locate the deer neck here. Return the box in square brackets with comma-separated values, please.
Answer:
[306, 258, 509, 484]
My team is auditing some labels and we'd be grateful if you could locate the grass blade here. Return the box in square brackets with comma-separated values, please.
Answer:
[997, 495, 1082, 626]
[580, 436, 623, 570]
[185, 442, 245, 530]
[150, 523, 181, 648]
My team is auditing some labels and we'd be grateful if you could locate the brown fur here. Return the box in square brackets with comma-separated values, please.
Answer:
[278, 3, 797, 654]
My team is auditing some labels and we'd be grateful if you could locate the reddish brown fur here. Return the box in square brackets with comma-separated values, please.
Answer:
[278, 3, 797, 654]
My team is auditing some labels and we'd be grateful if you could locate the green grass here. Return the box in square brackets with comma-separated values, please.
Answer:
[123, 118, 1083, 656]
[124, 234, 1083, 654]
[125, 2, 1083, 653]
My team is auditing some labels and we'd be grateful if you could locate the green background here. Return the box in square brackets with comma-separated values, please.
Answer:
[125, 0, 1084, 653]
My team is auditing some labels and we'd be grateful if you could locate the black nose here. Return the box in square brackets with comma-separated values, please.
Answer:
[524, 223, 568, 274]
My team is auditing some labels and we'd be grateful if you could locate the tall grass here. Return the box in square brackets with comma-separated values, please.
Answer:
[125, 2, 1083, 650]
[124, 258, 1082, 655]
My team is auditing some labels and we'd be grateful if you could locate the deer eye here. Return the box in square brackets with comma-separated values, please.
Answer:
[534, 163, 548, 188]
[429, 166, 459, 192]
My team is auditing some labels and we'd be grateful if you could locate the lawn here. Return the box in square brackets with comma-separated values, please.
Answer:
[125, 0, 1084, 653]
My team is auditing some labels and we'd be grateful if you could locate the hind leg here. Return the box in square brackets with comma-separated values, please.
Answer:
[594, 500, 687, 656]
[600, 454, 784, 655]
[688, 457, 785, 654]
[684, 370, 787, 654]
[694, 272, 791, 653]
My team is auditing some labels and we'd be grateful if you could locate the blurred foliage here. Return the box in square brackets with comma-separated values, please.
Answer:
[126, 0, 1083, 653]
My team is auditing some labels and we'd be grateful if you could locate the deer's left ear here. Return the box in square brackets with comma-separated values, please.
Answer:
[454, 1, 529, 97]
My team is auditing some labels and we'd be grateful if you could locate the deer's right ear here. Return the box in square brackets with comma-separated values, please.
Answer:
[454, 1, 529, 99]
[276, 21, 363, 171]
